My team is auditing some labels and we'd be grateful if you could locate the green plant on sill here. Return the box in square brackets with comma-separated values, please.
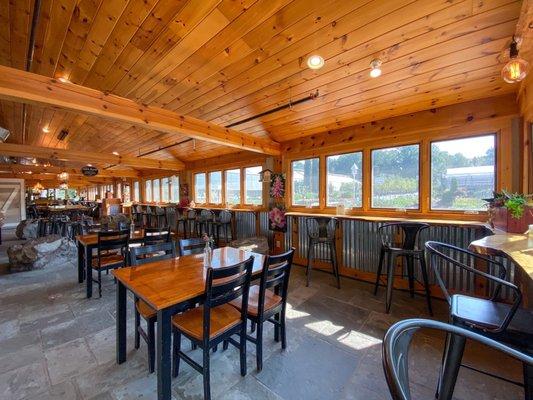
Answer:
[504, 193, 527, 219]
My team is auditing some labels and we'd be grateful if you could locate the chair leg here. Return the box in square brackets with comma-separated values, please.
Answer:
[172, 330, 181, 378]
[274, 313, 280, 342]
[280, 308, 287, 350]
[406, 255, 415, 298]
[374, 248, 385, 295]
[306, 242, 313, 287]
[437, 332, 466, 400]
[134, 308, 140, 350]
[203, 347, 211, 400]
[385, 252, 395, 313]
[250, 321, 256, 333]
[240, 324, 247, 377]
[222, 340, 229, 351]
[98, 271, 102, 298]
[419, 255, 433, 316]
[523, 363, 533, 400]
[331, 242, 340, 289]
[256, 321, 263, 372]
[148, 319, 155, 374]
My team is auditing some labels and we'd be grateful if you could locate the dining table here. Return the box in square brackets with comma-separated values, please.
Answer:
[112, 247, 265, 400]
[76, 229, 146, 298]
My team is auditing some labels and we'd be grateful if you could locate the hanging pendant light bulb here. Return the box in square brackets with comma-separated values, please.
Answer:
[369, 59, 382, 78]
[501, 36, 529, 83]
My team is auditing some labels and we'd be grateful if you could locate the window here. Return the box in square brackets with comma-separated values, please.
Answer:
[244, 166, 263, 205]
[161, 177, 170, 202]
[133, 181, 139, 202]
[145, 180, 152, 202]
[225, 169, 241, 204]
[194, 173, 206, 203]
[208, 171, 222, 204]
[431, 135, 495, 211]
[152, 179, 160, 202]
[291, 158, 319, 206]
[326, 151, 362, 208]
[116, 183, 122, 199]
[171, 176, 179, 202]
[372, 144, 419, 209]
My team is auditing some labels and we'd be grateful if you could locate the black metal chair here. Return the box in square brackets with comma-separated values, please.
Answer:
[382, 318, 533, 400]
[176, 208, 188, 238]
[305, 216, 340, 288]
[26, 204, 39, 219]
[143, 206, 153, 228]
[142, 226, 171, 246]
[374, 222, 432, 315]
[196, 209, 215, 237]
[186, 209, 198, 237]
[211, 210, 232, 246]
[154, 206, 167, 228]
[425, 241, 533, 399]
[171, 256, 254, 400]
[166, 206, 177, 233]
[130, 242, 176, 373]
[93, 230, 129, 298]
[178, 237, 206, 256]
[230, 248, 295, 371]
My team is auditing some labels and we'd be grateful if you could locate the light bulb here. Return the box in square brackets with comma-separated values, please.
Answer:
[369, 59, 382, 78]
[307, 55, 325, 70]
[42, 126, 50, 133]
[501, 57, 529, 83]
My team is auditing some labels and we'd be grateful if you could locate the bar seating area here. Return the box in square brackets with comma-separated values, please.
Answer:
[0, 2, 532, 400]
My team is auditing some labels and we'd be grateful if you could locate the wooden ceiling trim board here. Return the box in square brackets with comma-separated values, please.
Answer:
[54, 0, 103, 81]
[0, 1, 11, 67]
[111, 0, 234, 97]
[0, 164, 140, 178]
[78, 0, 159, 86]
[203, 0, 485, 126]
[67, 0, 130, 83]
[0, 66, 281, 155]
[281, 78, 515, 139]
[124, 0, 261, 101]
[170, 0, 397, 115]
[136, 0, 293, 105]
[0, 143, 184, 170]
[186, 0, 516, 124]
[9, 0, 31, 71]
[240, 52, 505, 134]
[150, 0, 341, 109]
[95, 0, 216, 93]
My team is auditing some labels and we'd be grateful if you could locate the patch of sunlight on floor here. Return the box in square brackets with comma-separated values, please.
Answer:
[336, 330, 381, 350]
[305, 319, 345, 336]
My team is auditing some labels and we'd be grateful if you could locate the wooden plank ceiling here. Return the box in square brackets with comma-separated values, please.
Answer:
[0, 0, 525, 165]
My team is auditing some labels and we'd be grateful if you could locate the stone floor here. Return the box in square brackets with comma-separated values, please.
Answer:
[0, 241, 525, 399]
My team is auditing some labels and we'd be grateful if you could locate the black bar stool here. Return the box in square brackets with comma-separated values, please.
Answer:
[373, 222, 432, 315]
[185, 209, 197, 237]
[305, 216, 340, 289]
[176, 208, 188, 238]
[195, 209, 214, 237]
[212, 210, 232, 246]
[154, 206, 167, 229]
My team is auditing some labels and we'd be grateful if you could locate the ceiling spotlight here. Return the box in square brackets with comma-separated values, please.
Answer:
[369, 59, 382, 78]
[57, 76, 70, 83]
[501, 36, 529, 84]
[307, 55, 325, 70]
[112, 151, 119, 156]
[42, 126, 50, 133]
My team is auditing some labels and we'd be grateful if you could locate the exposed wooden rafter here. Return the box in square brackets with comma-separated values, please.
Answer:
[0, 66, 281, 156]
[0, 163, 141, 178]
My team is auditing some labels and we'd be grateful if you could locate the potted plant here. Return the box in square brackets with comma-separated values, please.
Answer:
[486, 191, 533, 234]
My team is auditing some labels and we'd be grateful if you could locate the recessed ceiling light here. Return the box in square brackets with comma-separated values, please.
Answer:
[369, 59, 382, 78]
[42, 126, 50, 133]
[307, 55, 325, 70]
[112, 151, 119, 156]
[87, 163, 92, 167]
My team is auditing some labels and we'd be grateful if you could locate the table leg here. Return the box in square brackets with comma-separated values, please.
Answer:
[85, 246, 93, 298]
[157, 308, 172, 400]
[77, 242, 84, 283]
[524, 363, 533, 400]
[116, 280, 127, 364]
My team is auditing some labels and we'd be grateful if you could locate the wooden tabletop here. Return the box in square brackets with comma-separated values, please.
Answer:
[76, 230, 145, 246]
[469, 233, 533, 280]
[286, 211, 490, 228]
[112, 247, 265, 311]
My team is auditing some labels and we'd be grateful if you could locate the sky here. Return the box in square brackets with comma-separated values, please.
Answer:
[432, 135, 494, 158]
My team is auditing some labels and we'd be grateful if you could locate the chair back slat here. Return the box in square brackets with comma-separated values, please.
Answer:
[378, 222, 429, 250]
[143, 226, 171, 245]
[306, 217, 337, 240]
[130, 242, 176, 266]
[97, 230, 130, 252]
[178, 237, 205, 256]
[257, 248, 295, 315]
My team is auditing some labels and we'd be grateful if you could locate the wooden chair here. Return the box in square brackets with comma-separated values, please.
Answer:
[178, 237, 206, 256]
[93, 230, 129, 298]
[171, 256, 254, 400]
[143, 226, 171, 246]
[374, 222, 432, 315]
[230, 248, 295, 371]
[130, 242, 176, 373]
[383, 318, 533, 400]
[425, 241, 533, 399]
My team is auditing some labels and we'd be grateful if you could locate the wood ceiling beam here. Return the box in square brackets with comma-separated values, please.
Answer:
[0, 66, 281, 156]
[0, 164, 140, 178]
[0, 143, 184, 170]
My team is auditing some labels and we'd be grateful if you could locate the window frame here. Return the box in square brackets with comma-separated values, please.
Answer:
[243, 165, 263, 206]
[428, 132, 497, 214]
[370, 142, 421, 211]
[194, 172, 207, 204]
[325, 150, 364, 210]
[224, 168, 241, 205]
[290, 156, 321, 208]
[208, 170, 223, 205]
